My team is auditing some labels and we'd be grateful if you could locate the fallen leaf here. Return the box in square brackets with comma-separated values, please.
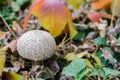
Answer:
[0, 50, 6, 77]
[65, 52, 89, 61]
[3, 71, 28, 80]
[49, 61, 60, 75]
[95, 20, 107, 37]
[67, 10, 78, 39]
[12, 21, 23, 36]
[23, 0, 77, 39]
[0, 31, 9, 40]
[92, 0, 112, 10]
[86, 31, 96, 39]
[38, 0, 67, 37]
[7, 39, 18, 52]
[23, 0, 45, 30]
[87, 12, 101, 23]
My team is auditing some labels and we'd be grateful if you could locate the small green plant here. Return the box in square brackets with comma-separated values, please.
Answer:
[62, 58, 120, 80]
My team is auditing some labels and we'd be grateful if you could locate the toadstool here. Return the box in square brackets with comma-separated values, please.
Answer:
[17, 30, 56, 61]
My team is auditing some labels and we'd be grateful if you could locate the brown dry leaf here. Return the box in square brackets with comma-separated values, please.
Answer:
[107, 16, 120, 35]
[78, 40, 96, 51]
[7, 39, 18, 52]
[12, 61, 24, 72]
[86, 31, 96, 39]
[12, 21, 23, 36]
[96, 20, 107, 37]
[49, 61, 60, 75]
[92, 0, 112, 10]
[0, 31, 9, 40]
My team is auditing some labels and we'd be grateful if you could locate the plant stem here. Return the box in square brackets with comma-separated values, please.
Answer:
[0, 15, 17, 38]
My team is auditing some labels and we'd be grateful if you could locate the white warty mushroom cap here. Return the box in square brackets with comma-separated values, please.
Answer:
[17, 30, 56, 61]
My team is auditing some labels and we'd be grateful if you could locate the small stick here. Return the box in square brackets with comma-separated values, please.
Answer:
[0, 15, 17, 38]
[110, 0, 117, 29]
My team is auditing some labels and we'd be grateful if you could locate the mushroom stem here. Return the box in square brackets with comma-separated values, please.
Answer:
[33, 61, 41, 65]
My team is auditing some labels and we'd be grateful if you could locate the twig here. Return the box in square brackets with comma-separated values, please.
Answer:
[110, 0, 117, 29]
[0, 15, 17, 38]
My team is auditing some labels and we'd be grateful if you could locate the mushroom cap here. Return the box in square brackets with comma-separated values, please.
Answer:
[17, 30, 56, 61]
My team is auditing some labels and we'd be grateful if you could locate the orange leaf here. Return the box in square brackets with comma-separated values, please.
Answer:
[92, 0, 112, 10]
[100, 13, 113, 20]
[38, 0, 67, 37]
[23, 0, 45, 31]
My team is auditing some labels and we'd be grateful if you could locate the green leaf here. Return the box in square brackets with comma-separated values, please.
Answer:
[90, 65, 106, 78]
[62, 58, 86, 77]
[11, 1, 20, 12]
[16, 0, 30, 6]
[74, 31, 86, 40]
[94, 37, 106, 45]
[90, 66, 120, 79]
[0, 40, 3, 45]
[36, 78, 45, 80]
[11, 0, 30, 12]
[76, 69, 91, 80]
[103, 67, 120, 77]
[116, 37, 120, 44]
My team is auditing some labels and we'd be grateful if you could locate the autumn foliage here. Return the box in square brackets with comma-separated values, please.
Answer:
[23, 0, 77, 39]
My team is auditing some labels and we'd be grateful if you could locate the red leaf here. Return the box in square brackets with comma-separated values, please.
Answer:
[87, 12, 101, 23]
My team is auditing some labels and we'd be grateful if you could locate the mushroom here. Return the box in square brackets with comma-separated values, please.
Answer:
[17, 30, 56, 61]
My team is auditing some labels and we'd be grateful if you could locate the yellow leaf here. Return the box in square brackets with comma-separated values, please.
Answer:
[77, 52, 89, 58]
[0, 50, 6, 77]
[65, 52, 89, 61]
[65, 53, 77, 61]
[91, 54, 102, 66]
[4, 71, 28, 80]
[67, 10, 78, 40]
[38, 0, 67, 37]
[85, 59, 94, 68]
[67, 0, 85, 9]
[111, 0, 120, 16]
